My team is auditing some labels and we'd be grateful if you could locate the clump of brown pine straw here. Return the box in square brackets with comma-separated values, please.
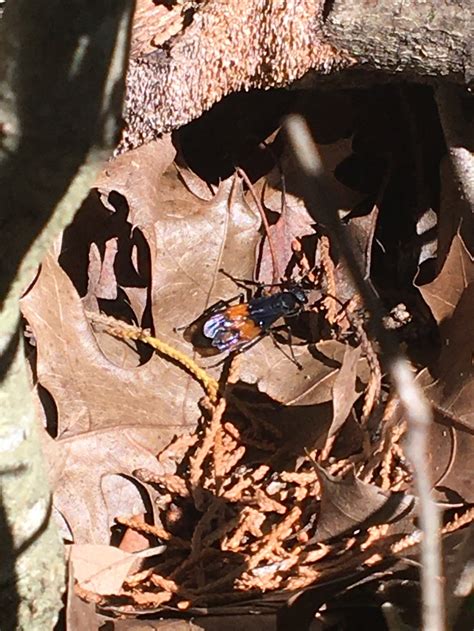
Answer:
[78, 387, 474, 614]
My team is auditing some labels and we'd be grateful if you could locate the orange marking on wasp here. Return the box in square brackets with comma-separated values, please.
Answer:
[224, 303, 251, 319]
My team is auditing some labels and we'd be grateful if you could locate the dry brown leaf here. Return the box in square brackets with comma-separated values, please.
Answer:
[231, 339, 367, 406]
[118, 158, 354, 403]
[69, 543, 138, 595]
[54, 427, 179, 543]
[435, 284, 474, 424]
[23, 244, 191, 541]
[66, 558, 102, 631]
[314, 465, 395, 542]
[97, 143, 264, 377]
[258, 136, 361, 283]
[98, 136, 178, 227]
[423, 286, 474, 502]
[332, 204, 380, 305]
[93, 131, 367, 406]
[427, 405, 474, 503]
[329, 345, 362, 438]
[412, 233, 474, 501]
[418, 233, 474, 323]
[87, 239, 118, 301]
[21, 254, 203, 432]
[146, 175, 261, 352]
[260, 199, 315, 284]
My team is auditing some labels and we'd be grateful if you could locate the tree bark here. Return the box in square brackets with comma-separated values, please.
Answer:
[0, 1, 134, 628]
[324, 0, 473, 85]
[121, 0, 473, 150]
[121, 0, 347, 150]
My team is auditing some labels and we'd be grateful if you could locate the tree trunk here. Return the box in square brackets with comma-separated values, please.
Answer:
[0, 1, 134, 628]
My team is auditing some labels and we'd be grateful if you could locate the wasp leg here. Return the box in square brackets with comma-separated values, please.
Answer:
[219, 268, 293, 290]
[267, 324, 303, 369]
[207, 323, 304, 369]
[204, 334, 266, 368]
[205, 325, 303, 370]
[204, 355, 228, 369]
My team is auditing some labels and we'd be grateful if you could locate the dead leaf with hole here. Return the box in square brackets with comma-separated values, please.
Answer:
[21, 253, 193, 542]
[21, 147, 267, 542]
[58, 187, 154, 369]
[97, 142, 263, 373]
[21, 254, 202, 434]
[57, 144, 266, 423]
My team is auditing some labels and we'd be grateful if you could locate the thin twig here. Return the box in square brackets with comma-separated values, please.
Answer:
[285, 115, 445, 631]
[236, 166, 280, 283]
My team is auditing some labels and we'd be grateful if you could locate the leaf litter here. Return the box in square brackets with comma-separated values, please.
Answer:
[19, 86, 474, 627]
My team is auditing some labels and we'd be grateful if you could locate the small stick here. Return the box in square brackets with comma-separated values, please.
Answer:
[236, 166, 280, 283]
